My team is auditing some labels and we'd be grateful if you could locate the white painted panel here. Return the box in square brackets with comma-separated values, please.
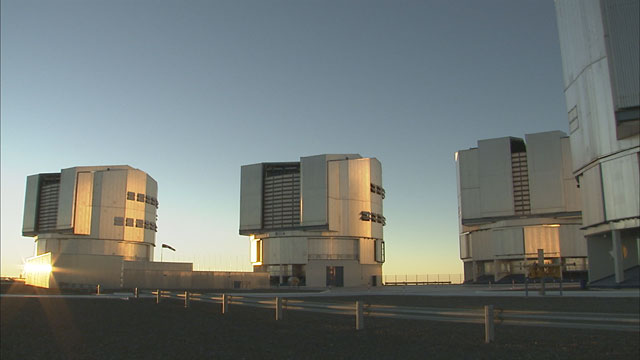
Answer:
[554, 0, 608, 90]
[301, 155, 328, 226]
[478, 137, 514, 217]
[492, 228, 524, 256]
[524, 226, 560, 257]
[22, 175, 40, 234]
[558, 225, 587, 257]
[459, 234, 470, 259]
[347, 159, 370, 202]
[262, 237, 308, 264]
[460, 189, 481, 220]
[239, 163, 263, 232]
[557, 3, 640, 171]
[525, 131, 566, 213]
[470, 230, 492, 261]
[56, 167, 78, 230]
[561, 138, 582, 212]
[359, 238, 375, 264]
[580, 165, 605, 227]
[601, 153, 640, 220]
[456, 149, 481, 220]
[308, 238, 358, 257]
[73, 172, 93, 235]
[98, 170, 127, 241]
[144, 174, 158, 246]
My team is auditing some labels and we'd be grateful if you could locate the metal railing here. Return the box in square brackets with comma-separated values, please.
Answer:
[383, 274, 463, 285]
[143, 289, 639, 343]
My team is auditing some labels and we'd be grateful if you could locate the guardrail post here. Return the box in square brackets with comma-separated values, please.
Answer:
[134, 287, 139, 299]
[356, 301, 364, 330]
[539, 277, 546, 296]
[525, 278, 528, 297]
[96, 284, 101, 295]
[222, 294, 229, 314]
[275, 297, 283, 320]
[184, 291, 190, 308]
[156, 289, 161, 304]
[484, 305, 494, 343]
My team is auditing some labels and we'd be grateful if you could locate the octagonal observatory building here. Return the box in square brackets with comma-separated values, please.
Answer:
[22, 166, 159, 287]
[239, 154, 386, 287]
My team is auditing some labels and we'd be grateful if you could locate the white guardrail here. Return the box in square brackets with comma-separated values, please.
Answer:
[142, 289, 639, 343]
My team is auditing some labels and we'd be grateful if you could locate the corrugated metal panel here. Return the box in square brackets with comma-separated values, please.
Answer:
[580, 164, 606, 227]
[601, 152, 640, 220]
[524, 226, 560, 257]
[262, 164, 300, 229]
[24, 252, 52, 288]
[601, 0, 640, 110]
[239, 163, 263, 232]
[492, 228, 524, 256]
[511, 151, 531, 214]
[73, 172, 93, 235]
[22, 175, 40, 234]
[37, 175, 60, 232]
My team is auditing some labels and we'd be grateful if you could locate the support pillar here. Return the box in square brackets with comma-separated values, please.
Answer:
[484, 305, 494, 343]
[538, 249, 545, 296]
[356, 301, 364, 330]
[472, 261, 478, 283]
[612, 230, 624, 284]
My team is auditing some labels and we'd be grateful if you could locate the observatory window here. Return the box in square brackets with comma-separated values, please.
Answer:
[135, 219, 144, 228]
[125, 218, 134, 227]
[114, 217, 124, 226]
[144, 220, 150, 229]
[137, 193, 145, 202]
[370, 183, 386, 199]
[127, 191, 135, 200]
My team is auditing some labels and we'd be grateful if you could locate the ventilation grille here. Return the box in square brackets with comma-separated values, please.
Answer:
[511, 152, 531, 215]
[262, 164, 300, 229]
[37, 175, 61, 232]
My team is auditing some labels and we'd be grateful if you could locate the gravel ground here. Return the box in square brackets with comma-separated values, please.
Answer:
[1, 285, 638, 360]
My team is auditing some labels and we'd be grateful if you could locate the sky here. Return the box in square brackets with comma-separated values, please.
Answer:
[1, 0, 569, 277]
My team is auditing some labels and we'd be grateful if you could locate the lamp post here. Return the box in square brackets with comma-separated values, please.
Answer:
[161, 243, 176, 262]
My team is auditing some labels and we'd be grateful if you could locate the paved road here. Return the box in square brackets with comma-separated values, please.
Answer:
[2, 284, 638, 299]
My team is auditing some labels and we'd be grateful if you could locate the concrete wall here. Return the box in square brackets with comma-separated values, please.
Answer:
[305, 259, 381, 287]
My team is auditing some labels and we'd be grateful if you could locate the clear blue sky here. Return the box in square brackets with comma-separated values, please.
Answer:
[1, 0, 568, 277]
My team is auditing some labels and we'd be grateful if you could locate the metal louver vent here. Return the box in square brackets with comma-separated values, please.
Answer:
[511, 152, 531, 215]
[262, 164, 300, 229]
[37, 175, 61, 232]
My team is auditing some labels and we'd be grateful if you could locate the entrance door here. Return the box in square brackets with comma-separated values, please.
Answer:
[326, 266, 344, 287]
